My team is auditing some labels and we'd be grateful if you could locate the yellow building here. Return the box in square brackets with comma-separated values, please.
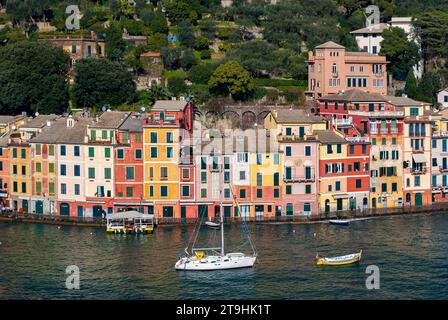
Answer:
[8, 132, 32, 212]
[0, 115, 26, 134]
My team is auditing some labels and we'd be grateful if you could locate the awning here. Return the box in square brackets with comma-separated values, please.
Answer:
[332, 193, 350, 199]
[412, 154, 427, 163]
[107, 211, 154, 220]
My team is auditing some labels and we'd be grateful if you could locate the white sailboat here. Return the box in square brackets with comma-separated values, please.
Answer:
[175, 164, 257, 271]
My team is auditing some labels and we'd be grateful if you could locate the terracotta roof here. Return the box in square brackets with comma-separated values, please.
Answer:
[89, 111, 130, 129]
[320, 89, 386, 102]
[119, 113, 143, 132]
[20, 115, 60, 129]
[140, 51, 161, 58]
[314, 130, 347, 144]
[384, 96, 427, 106]
[271, 109, 326, 124]
[30, 117, 93, 144]
[315, 41, 345, 49]
[350, 23, 389, 34]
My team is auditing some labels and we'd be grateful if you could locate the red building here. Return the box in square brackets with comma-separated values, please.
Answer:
[114, 113, 146, 213]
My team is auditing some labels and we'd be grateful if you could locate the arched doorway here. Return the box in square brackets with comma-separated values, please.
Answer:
[60, 203, 70, 216]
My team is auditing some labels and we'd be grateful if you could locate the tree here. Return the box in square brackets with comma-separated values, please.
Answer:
[160, 47, 182, 70]
[106, 22, 127, 61]
[0, 41, 69, 115]
[380, 27, 420, 80]
[73, 59, 136, 109]
[208, 60, 255, 100]
[180, 49, 197, 69]
[418, 72, 441, 103]
[166, 1, 191, 24]
[168, 77, 188, 97]
[178, 22, 196, 48]
[148, 33, 168, 52]
[404, 69, 419, 99]
[188, 64, 216, 84]
[194, 36, 210, 51]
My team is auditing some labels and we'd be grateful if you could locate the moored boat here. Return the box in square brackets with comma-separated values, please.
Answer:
[316, 250, 362, 266]
[329, 219, 350, 226]
[205, 221, 220, 229]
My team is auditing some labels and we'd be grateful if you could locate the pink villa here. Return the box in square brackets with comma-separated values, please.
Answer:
[307, 41, 388, 99]
[264, 110, 326, 215]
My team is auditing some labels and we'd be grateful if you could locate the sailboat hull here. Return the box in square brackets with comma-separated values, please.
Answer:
[175, 253, 256, 271]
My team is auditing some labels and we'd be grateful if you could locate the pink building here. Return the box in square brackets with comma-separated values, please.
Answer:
[307, 41, 388, 98]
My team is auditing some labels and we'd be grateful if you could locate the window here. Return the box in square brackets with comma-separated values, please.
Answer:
[350, 145, 355, 154]
[74, 145, 80, 156]
[167, 147, 173, 158]
[327, 145, 333, 154]
[117, 149, 124, 159]
[392, 138, 397, 145]
[21, 149, 26, 159]
[274, 153, 279, 164]
[166, 132, 173, 143]
[286, 127, 292, 135]
[88, 168, 95, 179]
[336, 144, 342, 153]
[415, 176, 421, 187]
[257, 189, 263, 198]
[305, 146, 311, 156]
[90, 130, 96, 141]
[105, 168, 112, 179]
[382, 183, 387, 193]
[201, 171, 207, 183]
[356, 179, 362, 188]
[362, 145, 366, 154]
[160, 167, 168, 179]
[256, 173, 263, 186]
[60, 145, 66, 156]
[13, 182, 18, 192]
[21, 182, 26, 193]
[182, 168, 190, 180]
[36, 181, 41, 194]
[35, 144, 41, 155]
[286, 185, 292, 194]
[410, 108, 419, 116]
[372, 138, 376, 145]
[21, 166, 26, 175]
[224, 188, 230, 198]
[335, 181, 341, 191]
[149, 186, 154, 197]
[36, 162, 41, 173]
[60, 164, 66, 176]
[274, 172, 279, 186]
[105, 148, 111, 158]
[150, 147, 157, 158]
[433, 139, 437, 148]
[12, 148, 17, 158]
[160, 186, 168, 197]
[240, 189, 246, 199]
[239, 171, 246, 180]
[126, 187, 133, 197]
[201, 188, 207, 198]
[305, 185, 311, 194]
[126, 167, 135, 180]
[49, 163, 55, 173]
[135, 149, 142, 159]
[102, 130, 107, 140]
[274, 188, 280, 198]
[74, 184, 80, 195]
[61, 183, 67, 195]
[392, 183, 397, 192]
[256, 154, 262, 165]
[135, 133, 141, 143]
[182, 186, 190, 197]
[48, 145, 54, 156]
[285, 146, 292, 156]
[88, 147, 95, 158]
[150, 132, 158, 143]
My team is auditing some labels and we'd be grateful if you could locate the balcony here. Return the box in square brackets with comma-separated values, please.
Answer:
[433, 131, 448, 138]
[278, 134, 317, 142]
[283, 175, 315, 183]
[332, 71, 338, 78]
[144, 118, 178, 126]
[348, 110, 404, 118]
[346, 136, 369, 143]
[411, 147, 425, 154]
[334, 118, 353, 127]
[410, 167, 427, 175]
[440, 166, 448, 173]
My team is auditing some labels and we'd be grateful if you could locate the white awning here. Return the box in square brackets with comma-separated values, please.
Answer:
[412, 154, 427, 163]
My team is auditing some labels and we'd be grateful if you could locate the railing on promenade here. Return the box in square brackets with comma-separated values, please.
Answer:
[3, 202, 448, 226]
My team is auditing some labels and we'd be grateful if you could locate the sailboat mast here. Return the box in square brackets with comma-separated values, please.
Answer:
[220, 162, 224, 256]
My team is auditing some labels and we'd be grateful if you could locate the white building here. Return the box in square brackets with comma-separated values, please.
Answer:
[351, 17, 423, 79]
[438, 88, 448, 109]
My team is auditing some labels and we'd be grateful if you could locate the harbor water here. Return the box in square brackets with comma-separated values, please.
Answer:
[1, 213, 448, 299]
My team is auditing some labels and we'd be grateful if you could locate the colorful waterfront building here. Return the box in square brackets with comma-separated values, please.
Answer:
[114, 113, 147, 213]
[0, 132, 10, 208]
[391, 97, 434, 207]
[264, 109, 326, 215]
[318, 90, 405, 208]
[316, 130, 370, 212]
[307, 41, 388, 98]
[8, 115, 59, 212]
[84, 111, 130, 217]
[143, 100, 193, 220]
[0, 115, 25, 134]
[56, 116, 92, 217]
[431, 110, 448, 202]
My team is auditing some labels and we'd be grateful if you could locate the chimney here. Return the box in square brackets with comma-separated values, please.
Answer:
[46, 120, 51, 127]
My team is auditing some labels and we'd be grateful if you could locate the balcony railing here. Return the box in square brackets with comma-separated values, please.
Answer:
[334, 118, 353, 127]
[440, 166, 448, 173]
[409, 167, 427, 175]
[412, 147, 425, 153]
[433, 131, 448, 138]
[283, 175, 315, 183]
[332, 71, 338, 78]
[278, 134, 317, 142]
[346, 136, 370, 143]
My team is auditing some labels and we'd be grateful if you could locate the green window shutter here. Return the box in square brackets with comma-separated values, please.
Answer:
[149, 186, 154, 197]
[274, 188, 279, 198]
[135, 133, 141, 142]
[105, 148, 111, 158]
[88, 168, 95, 179]
[49, 145, 54, 156]
[49, 182, 55, 195]
[89, 147, 95, 157]
[160, 186, 168, 197]
[105, 168, 111, 179]
[91, 130, 96, 141]
[21, 149, 26, 159]
[36, 182, 41, 194]
[102, 130, 107, 139]
[126, 187, 133, 197]
[49, 163, 54, 173]
[126, 167, 134, 180]
[36, 162, 41, 173]
[13, 148, 17, 158]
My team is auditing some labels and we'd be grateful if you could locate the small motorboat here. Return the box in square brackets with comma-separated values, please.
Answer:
[316, 250, 362, 266]
[205, 221, 220, 229]
[329, 219, 350, 226]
